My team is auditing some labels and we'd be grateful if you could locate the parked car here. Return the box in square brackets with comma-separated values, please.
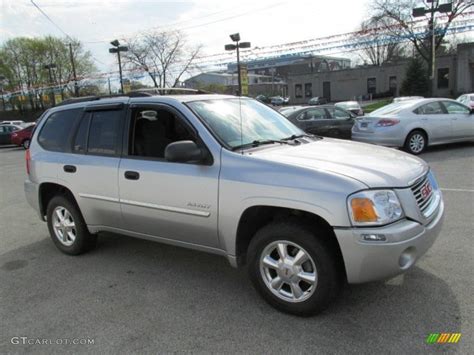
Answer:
[0, 124, 22, 145]
[0, 120, 25, 126]
[25, 94, 444, 316]
[256, 94, 270, 104]
[282, 105, 355, 139]
[11, 124, 35, 149]
[335, 101, 364, 116]
[278, 105, 304, 115]
[270, 96, 285, 106]
[392, 96, 423, 103]
[456, 93, 474, 109]
[308, 97, 328, 105]
[352, 98, 474, 154]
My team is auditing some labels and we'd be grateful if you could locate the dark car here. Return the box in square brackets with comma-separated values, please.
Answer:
[11, 124, 35, 149]
[0, 124, 22, 145]
[282, 105, 355, 139]
[308, 97, 328, 105]
[255, 94, 270, 104]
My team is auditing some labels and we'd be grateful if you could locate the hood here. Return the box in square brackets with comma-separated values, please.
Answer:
[252, 138, 428, 188]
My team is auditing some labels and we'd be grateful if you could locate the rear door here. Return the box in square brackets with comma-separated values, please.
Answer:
[56, 104, 125, 228]
[296, 107, 328, 135]
[413, 101, 451, 144]
[0, 126, 8, 144]
[441, 100, 474, 140]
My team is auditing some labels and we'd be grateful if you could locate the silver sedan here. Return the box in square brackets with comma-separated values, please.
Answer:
[352, 98, 474, 154]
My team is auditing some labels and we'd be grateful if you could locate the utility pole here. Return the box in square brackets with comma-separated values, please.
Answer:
[69, 43, 79, 97]
[108, 77, 112, 95]
[412, 1, 453, 97]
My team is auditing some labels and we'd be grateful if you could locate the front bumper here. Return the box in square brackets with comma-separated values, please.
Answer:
[334, 199, 444, 284]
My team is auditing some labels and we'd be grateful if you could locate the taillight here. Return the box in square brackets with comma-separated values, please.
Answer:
[25, 149, 31, 175]
[376, 119, 400, 127]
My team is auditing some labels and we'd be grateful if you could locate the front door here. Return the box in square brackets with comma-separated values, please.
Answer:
[118, 104, 220, 248]
[323, 81, 331, 102]
[442, 100, 474, 140]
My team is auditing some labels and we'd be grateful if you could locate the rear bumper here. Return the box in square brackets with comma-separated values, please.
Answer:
[24, 179, 43, 220]
[334, 199, 444, 284]
[351, 128, 405, 147]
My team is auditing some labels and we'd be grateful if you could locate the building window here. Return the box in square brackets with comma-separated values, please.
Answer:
[437, 68, 449, 89]
[389, 76, 397, 95]
[304, 83, 312, 98]
[295, 84, 303, 98]
[367, 77, 376, 95]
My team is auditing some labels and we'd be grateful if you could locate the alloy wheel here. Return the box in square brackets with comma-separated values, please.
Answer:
[52, 206, 77, 246]
[260, 240, 318, 303]
[409, 133, 425, 154]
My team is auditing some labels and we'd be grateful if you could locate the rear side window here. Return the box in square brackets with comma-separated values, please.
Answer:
[38, 109, 81, 151]
[73, 114, 91, 154]
[87, 111, 121, 155]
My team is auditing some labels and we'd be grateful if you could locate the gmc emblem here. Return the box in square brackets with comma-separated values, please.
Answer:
[420, 182, 432, 199]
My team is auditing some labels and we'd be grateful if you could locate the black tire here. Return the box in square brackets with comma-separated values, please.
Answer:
[404, 130, 427, 155]
[22, 139, 30, 149]
[247, 220, 342, 316]
[46, 195, 97, 255]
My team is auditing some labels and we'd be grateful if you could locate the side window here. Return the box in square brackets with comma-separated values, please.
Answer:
[443, 101, 470, 114]
[87, 111, 121, 155]
[130, 107, 196, 160]
[73, 114, 91, 154]
[414, 102, 444, 115]
[0, 126, 5, 133]
[38, 109, 81, 152]
[297, 108, 326, 121]
[327, 108, 351, 119]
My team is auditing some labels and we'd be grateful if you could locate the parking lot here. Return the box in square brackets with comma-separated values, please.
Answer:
[0, 142, 473, 354]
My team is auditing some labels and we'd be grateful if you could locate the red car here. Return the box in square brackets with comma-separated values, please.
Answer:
[10, 124, 34, 149]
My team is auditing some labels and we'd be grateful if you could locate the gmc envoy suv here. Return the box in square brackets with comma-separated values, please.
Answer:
[25, 93, 444, 316]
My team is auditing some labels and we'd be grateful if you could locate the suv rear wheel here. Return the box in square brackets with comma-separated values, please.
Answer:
[46, 195, 97, 255]
[247, 220, 341, 316]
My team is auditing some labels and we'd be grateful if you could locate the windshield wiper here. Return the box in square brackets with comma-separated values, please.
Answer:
[282, 133, 322, 140]
[232, 139, 291, 151]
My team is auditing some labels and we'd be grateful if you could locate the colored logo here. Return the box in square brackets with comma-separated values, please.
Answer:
[426, 333, 462, 344]
[421, 181, 433, 199]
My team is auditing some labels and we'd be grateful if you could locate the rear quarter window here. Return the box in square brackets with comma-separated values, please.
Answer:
[38, 109, 82, 152]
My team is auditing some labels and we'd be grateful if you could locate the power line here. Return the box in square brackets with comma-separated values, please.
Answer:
[30, 0, 73, 41]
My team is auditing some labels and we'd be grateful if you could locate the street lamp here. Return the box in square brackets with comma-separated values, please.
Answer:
[225, 33, 251, 96]
[44, 63, 57, 106]
[109, 39, 128, 93]
[412, 1, 453, 96]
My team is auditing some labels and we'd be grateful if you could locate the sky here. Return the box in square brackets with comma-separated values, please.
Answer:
[0, 0, 372, 72]
[1, 0, 473, 88]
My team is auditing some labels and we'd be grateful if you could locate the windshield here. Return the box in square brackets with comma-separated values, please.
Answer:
[188, 98, 303, 149]
[368, 101, 415, 116]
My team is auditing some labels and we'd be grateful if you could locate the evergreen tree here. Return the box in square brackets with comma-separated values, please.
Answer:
[400, 57, 430, 97]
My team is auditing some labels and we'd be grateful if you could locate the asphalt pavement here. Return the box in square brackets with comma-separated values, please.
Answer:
[0, 142, 473, 354]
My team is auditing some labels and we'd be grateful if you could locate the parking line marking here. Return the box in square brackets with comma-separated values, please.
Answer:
[440, 188, 474, 192]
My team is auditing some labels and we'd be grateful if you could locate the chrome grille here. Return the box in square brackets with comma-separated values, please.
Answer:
[410, 173, 436, 217]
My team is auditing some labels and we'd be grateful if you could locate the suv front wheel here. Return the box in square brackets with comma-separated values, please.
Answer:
[46, 195, 97, 255]
[247, 220, 341, 316]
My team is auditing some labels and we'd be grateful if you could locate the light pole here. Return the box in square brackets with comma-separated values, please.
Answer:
[109, 39, 128, 94]
[44, 63, 57, 106]
[225, 33, 250, 96]
[413, 1, 453, 96]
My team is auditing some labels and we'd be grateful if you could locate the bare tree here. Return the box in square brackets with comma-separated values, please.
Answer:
[123, 31, 201, 88]
[371, 0, 473, 68]
[355, 16, 406, 65]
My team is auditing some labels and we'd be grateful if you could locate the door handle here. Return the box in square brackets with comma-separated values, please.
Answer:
[63, 165, 76, 173]
[124, 171, 140, 180]
[421, 118, 428, 121]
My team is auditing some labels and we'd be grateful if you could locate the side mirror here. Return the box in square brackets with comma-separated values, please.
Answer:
[165, 140, 205, 163]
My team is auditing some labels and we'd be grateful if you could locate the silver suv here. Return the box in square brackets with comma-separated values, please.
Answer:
[25, 94, 444, 316]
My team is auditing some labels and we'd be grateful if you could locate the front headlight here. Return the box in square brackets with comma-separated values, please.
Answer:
[348, 190, 404, 226]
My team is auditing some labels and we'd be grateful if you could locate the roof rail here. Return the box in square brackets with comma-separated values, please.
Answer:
[55, 92, 153, 107]
[130, 88, 212, 95]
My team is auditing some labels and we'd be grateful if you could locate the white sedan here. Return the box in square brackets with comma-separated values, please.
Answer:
[352, 98, 474, 154]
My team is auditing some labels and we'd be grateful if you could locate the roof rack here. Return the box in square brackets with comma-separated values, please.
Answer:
[55, 88, 211, 107]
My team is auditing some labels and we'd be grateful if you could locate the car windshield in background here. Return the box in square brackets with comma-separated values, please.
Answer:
[368, 102, 414, 116]
[188, 98, 303, 149]
[337, 102, 360, 109]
